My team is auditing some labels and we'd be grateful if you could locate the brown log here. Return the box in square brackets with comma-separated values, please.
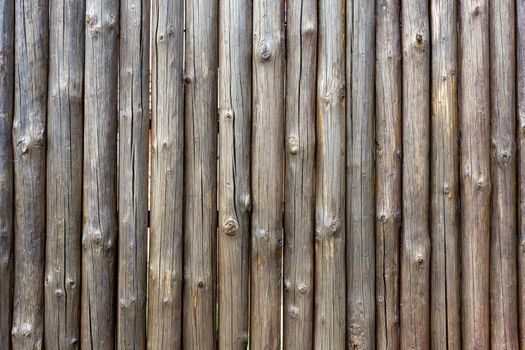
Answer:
[518, 0, 525, 347]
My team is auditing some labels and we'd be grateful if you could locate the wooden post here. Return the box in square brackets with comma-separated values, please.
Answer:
[283, 0, 316, 348]
[45, 0, 84, 348]
[459, 0, 491, 347]
[117, 0, 149, 347]
[12, 0, 48, 347]
[489, 0, 518, 348]
[375, 0, 401, 348]
[314, 0, 346, 348]
[81, 0, 119, 347]
[400, 0, 430, 348]
[217, 0, 251, 348]
[250, 0, 285, 348]
[518, 0, 525, 347]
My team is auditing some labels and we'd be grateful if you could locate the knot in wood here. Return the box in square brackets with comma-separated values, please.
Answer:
[258, 40, 272, 62]
[297, 283, 308, 294]
[415, 33, 423, 44]
[416, 254, 425, 266]
[223, 217, 239, 235]
[473, 6, 481, 16]
[288, 137, 299, 154]
[289, 305, 299, 319]
[197, 280, 205, 289]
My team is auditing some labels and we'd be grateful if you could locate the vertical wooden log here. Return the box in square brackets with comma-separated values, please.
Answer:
[314, 0, 346, 348]
[429, 0, 461, 349]
[283, 0, 316, 347]
[347, 0, 375, 348]
[375, 0, 401, 349]
[147, 0, 184, 348]
[12, 0, 48, 347]
[400, 0, 430, 348]
[459, 0, 491, 348]
[81, 0, 119, 347]
[217, 0, 251, 348]
[489, 0, 518, 348]
[117, 0, 149, 347]
[518, 0, 525, 347]
[250, 0, 284, 348]
[0, 0, 14, 348]
[45, 0, 84, 347]
[182, 1, 218, 348]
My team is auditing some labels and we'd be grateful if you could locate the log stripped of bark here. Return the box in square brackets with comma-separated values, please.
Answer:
[217, 0, 251, 348]
[250, 0, 285, 348]
[45, 0, 84, 348]
[147, 0, 184, 348]
[283, 0, 316, 348]
[117, 0, 149, 347]
[314, 0, 346, 348]
[400, 0, 430, 348]
[81, 0, 119, 347]
[12, 0, 48, 347]
[518, 0, 525, 347]
[459, 0, 491, 347]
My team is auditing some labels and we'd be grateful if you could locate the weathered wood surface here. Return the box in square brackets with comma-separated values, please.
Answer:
[459, 0, 491, 348]
[347, 0, 375, 348]
[489, 0, 518, 348]
[400, 0, 430, 348]
[375, 0, 401, 348]
[12, 0, 48, 347]
[217, 0, 251, 348]
[519, 0, 525, 348]
[250, 0, 285, 348]
[117, 0, 149, 347]
[0, 0, 14, 348]
[147, 0, 184, 347]
[283, 0, 316, 348]
[314, 0, 346, 348]
[429, 0, 460, 349]
[81, 0, 119, 347]
[45, 0, 84, 348]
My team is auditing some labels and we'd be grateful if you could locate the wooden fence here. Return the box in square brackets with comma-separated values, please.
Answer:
[0, 0, 524, 349]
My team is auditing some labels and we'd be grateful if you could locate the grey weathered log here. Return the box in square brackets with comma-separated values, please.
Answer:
[283, 0, 316, 348]
[12, 0, 48, 347]
[314, 0, 346, 348]
[217, 0, 251, 348]
[0, 0, 14, 348]
[45, 0, 84, 348]
[347, 0, 375, 348]
[400, 0, 430, 348]
[81, 0, 119, 347]
[117, 0, 149, 347]
[429, 0, 461, 349]
[489, 0, 518, 348]
[250, 0, 285, 348]
[375, 0, 401, 349]
[459, 0, 491, 348]
[518, 0, 525, 347]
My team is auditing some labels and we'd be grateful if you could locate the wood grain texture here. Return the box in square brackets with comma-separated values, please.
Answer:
[518, 0, 525, 347]
[429, 0, 461, 349]
[12, 0, 48, 347]
[147, 0, 184, 348]
[117, 0, 149, 347]
[459, 0, 491, 348]
[81, 0, 119, 347]
[45, 0, 84, 347]
[314, 0, 346, 348]
[283, 0, 316, 348]
[400, 0, 430, 348]
[217, 0, 251, 348]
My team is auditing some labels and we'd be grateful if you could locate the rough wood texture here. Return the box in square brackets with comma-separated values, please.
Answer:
[314, 0, 346, 348]
[0, 0, 14, 348]
[459, 0, 491, 348]
[250, 0, 285, 348]
[519, 0, 525, 347]
[347, 0, 375, 348]
[12, 0, 48, 347]
[147, 0, 184, 347]
[429, 0, 460, 349]
[117, 0, 149, 347]
[45, 0, 84, 348]
[283, 0, 316, 348]
[400, 0, 430, 348]
[375, 0, 401, 349]
[217, 0, 251, 348]
[489, 0, 518, 348]
[182, 1, 218, 348]
[81, 0, 119, 347]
